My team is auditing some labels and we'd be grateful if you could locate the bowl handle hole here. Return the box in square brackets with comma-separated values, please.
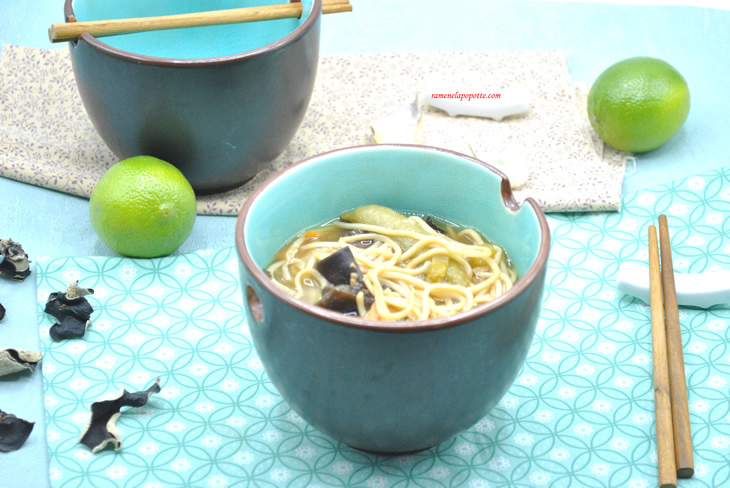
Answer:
[247, 286, 264, 323]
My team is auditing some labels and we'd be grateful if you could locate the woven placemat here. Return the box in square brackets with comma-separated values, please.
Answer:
[0, 45, 627, 215]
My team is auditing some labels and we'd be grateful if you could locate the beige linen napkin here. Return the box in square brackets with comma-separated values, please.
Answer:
[0, 45, 627, 215]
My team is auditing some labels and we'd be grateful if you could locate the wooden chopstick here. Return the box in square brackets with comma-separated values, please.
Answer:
[49, 0, 352, 43]
[658, 214, 694, 479]
[648, 224, 677, 488]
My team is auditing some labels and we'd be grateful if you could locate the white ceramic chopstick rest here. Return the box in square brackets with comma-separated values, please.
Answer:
[422, 87, 530, 121]
[615, 261, 730, 308]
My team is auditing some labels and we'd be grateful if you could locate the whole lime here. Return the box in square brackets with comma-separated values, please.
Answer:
[587, 57, 690, 153]
[89, 156, 197, 258]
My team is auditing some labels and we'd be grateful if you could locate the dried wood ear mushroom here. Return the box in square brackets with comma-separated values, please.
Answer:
[0, 302, 5, 322]
[0, 349, 42, 377]
[0, 409, 35, 452]
[314, 247, 374, 315]
[79, 378, 162, 453]
[44, 281, 94, 341]
[0, 239, 31, 282]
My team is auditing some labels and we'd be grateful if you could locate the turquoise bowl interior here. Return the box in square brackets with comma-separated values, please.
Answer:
[71, 0, 315, 59]
[245, 145, 544, 293]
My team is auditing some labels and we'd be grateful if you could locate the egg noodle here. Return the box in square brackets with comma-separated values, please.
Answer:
[267, 216, 517, 322]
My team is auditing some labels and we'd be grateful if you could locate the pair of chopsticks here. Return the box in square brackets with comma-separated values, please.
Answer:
[49, 0, 352, 43]
[649, 214, 694, 488]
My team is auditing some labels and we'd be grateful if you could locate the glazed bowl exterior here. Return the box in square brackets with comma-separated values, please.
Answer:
[235, 145, 550, 453]
[64, 0, 321, 194]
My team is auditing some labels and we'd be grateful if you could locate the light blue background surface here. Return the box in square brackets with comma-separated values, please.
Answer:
[1, 1, 729, 486]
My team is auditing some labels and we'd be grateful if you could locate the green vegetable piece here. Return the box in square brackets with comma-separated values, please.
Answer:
[468, 244, 496, 269]
[444, 260, 469, 286]
[341, 205, 422, 250]
[426, 255, 449, 282]
[341, 205, 469, 286]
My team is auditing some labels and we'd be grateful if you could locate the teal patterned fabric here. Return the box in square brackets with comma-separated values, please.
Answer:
[38, 168, 730, 487]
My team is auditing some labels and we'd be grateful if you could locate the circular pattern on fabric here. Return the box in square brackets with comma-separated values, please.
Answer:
[39, 169, 730, 487]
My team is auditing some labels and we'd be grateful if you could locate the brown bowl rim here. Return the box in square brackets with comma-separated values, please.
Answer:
[64, 0, 322, 66]
[235, 144, 551, 332]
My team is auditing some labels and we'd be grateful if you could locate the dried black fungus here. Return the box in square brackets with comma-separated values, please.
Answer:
[0, 239, 31, 282]
[44, 281, 94, 341]
[315, 247, 363, 285]
[0, 409, 34, 452]
[0, 302, 5, 322]
[424, 216, 447, 234]
[318, 284, 375, 315]
[314, 247, 374, 314]
[0, 349, 42, 377]
[79, 378, 162, 453]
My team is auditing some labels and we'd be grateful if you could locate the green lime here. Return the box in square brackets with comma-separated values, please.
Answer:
[587, 56, 690, 153]
[89, 156, 197, 258]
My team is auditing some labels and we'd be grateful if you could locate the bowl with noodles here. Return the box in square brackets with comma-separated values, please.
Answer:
[235, 144, 550, 453]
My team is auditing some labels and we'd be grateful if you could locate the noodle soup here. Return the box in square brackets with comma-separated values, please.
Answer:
[267, 204, 517, 322]
[236, 144, 550, 453]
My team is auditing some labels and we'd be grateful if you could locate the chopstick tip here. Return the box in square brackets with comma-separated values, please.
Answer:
[48, 25, 58, 43]
[677, 466, 694, 479]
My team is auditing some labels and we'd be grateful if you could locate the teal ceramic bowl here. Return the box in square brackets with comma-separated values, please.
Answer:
[64, 0, 321, 194]
[235, 145, 550, 453]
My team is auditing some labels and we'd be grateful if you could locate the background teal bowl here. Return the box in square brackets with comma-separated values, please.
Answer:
[65, 0, 320, 194]
[235, 144, 551, 453]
